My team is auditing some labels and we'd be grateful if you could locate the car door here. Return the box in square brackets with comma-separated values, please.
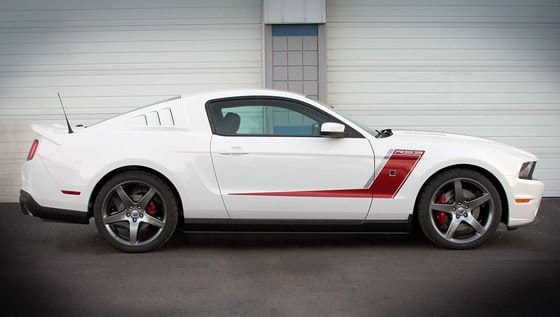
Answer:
[207, 97, 375, 220]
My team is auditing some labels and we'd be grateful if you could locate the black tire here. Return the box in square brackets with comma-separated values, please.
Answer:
[93, 171, 179, 253]
[417, 168, 502, 250]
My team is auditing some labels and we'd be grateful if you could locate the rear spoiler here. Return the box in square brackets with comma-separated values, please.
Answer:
[31, 124, 68, 145]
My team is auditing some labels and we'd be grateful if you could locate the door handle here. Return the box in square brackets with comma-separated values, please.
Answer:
[219, 146, 249, 156]
[219, 152, 249, 156]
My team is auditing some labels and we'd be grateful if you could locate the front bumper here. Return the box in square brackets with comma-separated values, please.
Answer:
[506, 177, 545, 228]
[19, 190, 89, 224]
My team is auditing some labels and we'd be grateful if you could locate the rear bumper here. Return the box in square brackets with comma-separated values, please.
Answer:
[19, 190, 89, 224]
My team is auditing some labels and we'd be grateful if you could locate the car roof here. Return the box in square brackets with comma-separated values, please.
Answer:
[181, 88, 308, 102]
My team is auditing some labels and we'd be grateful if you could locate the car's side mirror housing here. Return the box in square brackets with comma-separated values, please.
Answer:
[320, 122, 346, 138]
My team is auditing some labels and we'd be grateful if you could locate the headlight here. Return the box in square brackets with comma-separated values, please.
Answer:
[519, 161, 536, 180]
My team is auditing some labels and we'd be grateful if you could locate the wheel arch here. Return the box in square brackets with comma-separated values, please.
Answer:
[87, 165, 184, 222]
[413, 164, 509, 225]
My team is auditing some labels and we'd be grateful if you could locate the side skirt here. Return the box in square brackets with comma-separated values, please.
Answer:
[183, 217, 412, 234]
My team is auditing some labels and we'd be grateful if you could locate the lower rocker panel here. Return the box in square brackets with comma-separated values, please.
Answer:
[183, 217, 412, 233]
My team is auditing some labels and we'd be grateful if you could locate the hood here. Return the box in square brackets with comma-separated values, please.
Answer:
[388, 130, 537, 162]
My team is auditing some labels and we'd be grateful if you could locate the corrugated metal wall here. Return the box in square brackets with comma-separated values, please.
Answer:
[0, 0, 263, 201]
[326, 0, 560, 196]
[1, 0, 559, 201]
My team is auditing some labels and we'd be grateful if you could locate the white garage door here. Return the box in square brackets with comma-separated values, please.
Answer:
[0, 0, 263, 202]
[326, 0, 560, 196]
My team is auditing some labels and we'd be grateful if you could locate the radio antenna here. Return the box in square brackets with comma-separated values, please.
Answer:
[57, 92, 73, 134]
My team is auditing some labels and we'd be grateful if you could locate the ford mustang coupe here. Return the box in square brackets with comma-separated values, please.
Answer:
[20, 90, 544, 252]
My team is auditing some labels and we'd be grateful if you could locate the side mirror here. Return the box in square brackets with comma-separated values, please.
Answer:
[320, 122, 346, 138]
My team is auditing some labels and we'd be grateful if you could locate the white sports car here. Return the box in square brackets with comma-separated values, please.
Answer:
[20, 90, 544, 252]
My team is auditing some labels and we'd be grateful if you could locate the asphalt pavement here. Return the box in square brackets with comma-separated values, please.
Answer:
[1, 199, 559, 316]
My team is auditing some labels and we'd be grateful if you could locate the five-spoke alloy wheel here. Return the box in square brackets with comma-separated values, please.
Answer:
[418, 168, 502, 249]
[94, 171, 178, 252]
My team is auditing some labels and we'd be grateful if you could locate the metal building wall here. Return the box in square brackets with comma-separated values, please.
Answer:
[1, 0, 559, 201]
[0, 0, 263, 201]
[326, 0, 560, 196]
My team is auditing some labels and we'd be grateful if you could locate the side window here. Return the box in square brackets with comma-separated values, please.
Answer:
[208, 98, 328, 137]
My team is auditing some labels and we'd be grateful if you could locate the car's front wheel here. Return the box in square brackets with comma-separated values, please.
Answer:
[418, 168, 502, 249]
[93, 171, 179, 252]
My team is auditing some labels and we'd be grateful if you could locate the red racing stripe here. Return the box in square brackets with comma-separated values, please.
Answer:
[229, 149, 424, 199]
[231, 188, 372, 198]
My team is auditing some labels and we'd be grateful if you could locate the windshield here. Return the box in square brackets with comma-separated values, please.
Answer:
[341, 115, 378, 136]
[315, 100, 377, 136]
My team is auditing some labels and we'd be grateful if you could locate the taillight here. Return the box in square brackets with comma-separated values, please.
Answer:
[27, 139, 39, 161]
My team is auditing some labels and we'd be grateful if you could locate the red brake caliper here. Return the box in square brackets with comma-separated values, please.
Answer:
[146, 201, 158, 216]
[435, 194, 449, 226]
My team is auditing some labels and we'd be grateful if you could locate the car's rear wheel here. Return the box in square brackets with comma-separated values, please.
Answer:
[93, 171, 178, 252]
[418, 168, 502, 249]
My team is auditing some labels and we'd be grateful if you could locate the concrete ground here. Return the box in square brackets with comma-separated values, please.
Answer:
[1, 199, 559, 316]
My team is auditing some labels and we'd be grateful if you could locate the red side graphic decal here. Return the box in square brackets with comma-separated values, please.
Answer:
[229, 149, 424, 199]
[369, 149, 424, 198]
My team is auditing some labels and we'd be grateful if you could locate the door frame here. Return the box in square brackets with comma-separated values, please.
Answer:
[204, 95, 364, 138]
